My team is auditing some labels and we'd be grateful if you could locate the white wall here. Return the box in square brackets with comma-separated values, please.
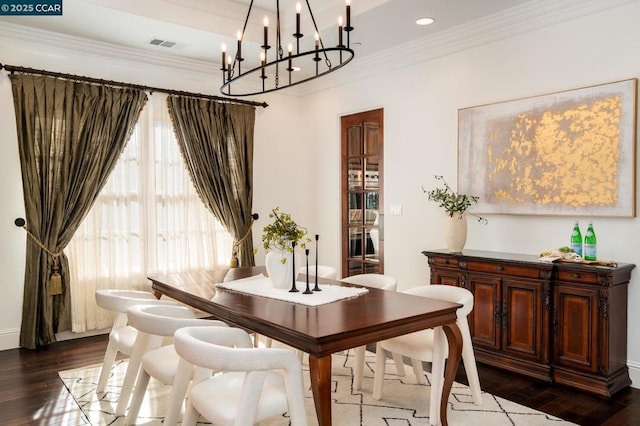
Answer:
[1, 0, 639, 388]
[302, 1, 640, 387]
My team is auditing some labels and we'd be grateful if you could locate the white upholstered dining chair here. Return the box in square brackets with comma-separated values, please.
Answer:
[173, 325, 308, 426]
[298, 264, 338, 279]
[372, 284, 482, 425]
[115, 304, 227, 422]
[94, 289, 175, 393]
[339, 273, 405, 389]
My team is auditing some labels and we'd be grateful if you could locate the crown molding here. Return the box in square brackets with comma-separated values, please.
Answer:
[293, 0, 639, 96]
[0, 22, 217, 76]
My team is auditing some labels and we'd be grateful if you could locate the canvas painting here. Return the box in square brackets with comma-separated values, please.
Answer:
[458, 79, 637, 217]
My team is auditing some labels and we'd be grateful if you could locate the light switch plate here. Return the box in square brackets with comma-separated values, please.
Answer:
[390, 204, 402, 216]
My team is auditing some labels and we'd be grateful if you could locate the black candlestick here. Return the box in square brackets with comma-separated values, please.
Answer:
[313, 234, 321, 291]
[303, 249, 313, 294]
[289, 241, 299, 292]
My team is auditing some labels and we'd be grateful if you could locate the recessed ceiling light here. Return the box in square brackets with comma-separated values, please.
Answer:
[416, 17, 435, 26]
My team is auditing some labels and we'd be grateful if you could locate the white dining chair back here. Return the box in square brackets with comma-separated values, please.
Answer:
[94, 289, 175, 393]
[299, 264, 338, 279]
[174, 326, 308, 426]
[339, 273, 402, 389]
[372, 284, 482, 425]
[340, 273, 397, 291]
[115, 304, 227, 423]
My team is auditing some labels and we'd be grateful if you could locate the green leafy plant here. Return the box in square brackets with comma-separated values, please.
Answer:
[423, 175, 488, 224]
[260, 207, 311, 263]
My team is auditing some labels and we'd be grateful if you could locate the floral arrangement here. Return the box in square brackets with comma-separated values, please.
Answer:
[260, 207, 311, 262]
[423, 175, 488, 224]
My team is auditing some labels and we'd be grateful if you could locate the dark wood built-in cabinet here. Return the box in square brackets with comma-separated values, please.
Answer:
[423, 249, 635, 398]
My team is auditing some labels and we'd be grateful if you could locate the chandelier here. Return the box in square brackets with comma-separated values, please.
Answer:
[220, 0, 355, 97]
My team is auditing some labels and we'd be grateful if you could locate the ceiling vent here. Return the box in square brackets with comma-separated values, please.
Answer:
[147, 38, 177, 48]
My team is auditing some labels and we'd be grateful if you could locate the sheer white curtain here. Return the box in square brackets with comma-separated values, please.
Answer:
[68, 93, 233, 332]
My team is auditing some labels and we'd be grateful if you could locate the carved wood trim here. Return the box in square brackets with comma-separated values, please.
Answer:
[543, 282, 551, 311]
[598, 274, 613, 286]
[598, 288, 609, 319]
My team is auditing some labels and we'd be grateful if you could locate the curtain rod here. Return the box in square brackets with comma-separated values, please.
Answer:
[0, 63, 268, 108]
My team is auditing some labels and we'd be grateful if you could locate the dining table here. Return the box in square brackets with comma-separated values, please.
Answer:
[149, 266, 463, 426]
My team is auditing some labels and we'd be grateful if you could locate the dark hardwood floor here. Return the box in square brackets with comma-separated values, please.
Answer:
[1, 334, 639, 425]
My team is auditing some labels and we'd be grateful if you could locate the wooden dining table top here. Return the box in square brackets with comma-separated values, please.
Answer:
[149, 266, 460, 357]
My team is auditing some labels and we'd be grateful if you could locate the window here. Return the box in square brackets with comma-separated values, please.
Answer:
[67, 94, 232, 332]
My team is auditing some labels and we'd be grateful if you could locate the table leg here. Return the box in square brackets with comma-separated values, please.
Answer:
[308, 354, 332, 426]
[440, 322, 463, 426]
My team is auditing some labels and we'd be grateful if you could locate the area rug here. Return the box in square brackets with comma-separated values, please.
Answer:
[59, 350, 575, 425]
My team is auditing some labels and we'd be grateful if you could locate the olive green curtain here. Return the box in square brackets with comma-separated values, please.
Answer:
[167, 96, 256, 267]
[10, 74, 147, 349]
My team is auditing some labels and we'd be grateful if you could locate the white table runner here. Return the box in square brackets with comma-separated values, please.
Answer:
[214, 274, 368, 306]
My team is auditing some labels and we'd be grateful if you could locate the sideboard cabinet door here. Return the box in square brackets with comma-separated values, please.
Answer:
[551, 263, 634, 397]
[553, 283, 599, 372]
[466, 273, 501, 352]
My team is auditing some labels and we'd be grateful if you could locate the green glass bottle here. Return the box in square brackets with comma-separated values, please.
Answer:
[584, 222, 597, 260]
[570, 221, 582, 257]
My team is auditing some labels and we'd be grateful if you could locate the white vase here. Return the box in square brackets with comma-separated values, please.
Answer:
[265, 249, 302, 289]
[444, 212, 467, 253]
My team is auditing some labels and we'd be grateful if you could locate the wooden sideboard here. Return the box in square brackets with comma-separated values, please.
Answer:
[422, 249, 635, 398]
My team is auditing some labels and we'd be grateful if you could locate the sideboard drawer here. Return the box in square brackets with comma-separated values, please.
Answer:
[430, 256, 459, 268]
[556, 269, 599, 284]
[466, 260, 543, 279]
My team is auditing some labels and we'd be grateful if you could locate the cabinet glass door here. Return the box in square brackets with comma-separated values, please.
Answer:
[341, 109, 383, 277]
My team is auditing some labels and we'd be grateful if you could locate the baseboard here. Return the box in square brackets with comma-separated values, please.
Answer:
[55, 328, 110, 341]
[0, 327, 20, 351]
[0, 327, 110, 351]
[628, 360, 640, 389]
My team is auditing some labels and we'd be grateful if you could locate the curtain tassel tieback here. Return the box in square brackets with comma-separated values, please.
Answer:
[49, 267, 63, 296]
[20, 226, 64, 296]
[230, 214, 258, 268]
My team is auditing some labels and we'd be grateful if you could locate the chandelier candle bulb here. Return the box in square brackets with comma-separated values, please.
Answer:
[338, 16, 343, 47]
[346, 0, 351, 29]
[236, 31, 243, 59]
[236, 31, 243, 75]
[260, 52, 266, 80]
[221, 44, 226, 72]
[262, 16, 269, 49]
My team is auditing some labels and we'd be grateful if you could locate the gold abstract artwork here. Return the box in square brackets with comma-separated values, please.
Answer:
[458, 79, 637, 216]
